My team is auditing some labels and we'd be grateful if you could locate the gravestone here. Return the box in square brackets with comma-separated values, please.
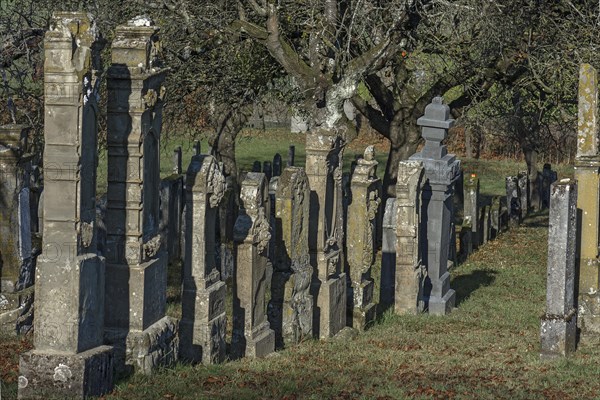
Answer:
[232, 172, 275, 358]
[273, 153, 282, 177]
[505, 176, 520, 228]
[482, 205, 491, 244]
[263, 161, 272, 181]
[490, 196, 501, 240]
[269, 167, 313, 347]
[394, 160, 426, 314]
[104, 18, 177, 374]
[18, 13, 114, 398]
[380, 198, 397, 310]
[306, 131, 347, 338]
[409, 97, 460, 315]
[541, 164, 557, 209]
[287, 145, 295, 167]
[518, 171, 529, 220]
[173, 146, 182, 175]
[540, 179, 577, 358]
[194, 140, 201, 156]
[347, 146, 380, 329]
[464, 174, 480, 249]
[179, 154, 227, 364]
[575, 63, 600, 334]
[252, 160, 262, 172]
[217, 175, 237, 281]
[0, 125, 35, 335]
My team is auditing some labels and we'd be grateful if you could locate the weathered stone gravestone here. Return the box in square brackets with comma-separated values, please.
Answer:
[305, 131, 347, 338]
[482, 205, 491, 244]
[19, 13, 115, 398]
[505, 176, 520, 228]
[409, 97, 460, 315]
[541, 163, 557, 209]
[518, 171, 529, 219]
[541, 179, 577, 358]
[393, 160, 426, 314]
[0, 125, 34, 335]
[217, 175, 237, 281]
[232, 172, 275, 358]
[104, 18, 177, 374]
[575, 63, 600, 334]
[490, 196, 501, 240]
[179, 154, 227, 364]
[160, 173, 184, 265]
[464, 174, 480, 249]
[268, 167, 313, 347]
[380, 198, 397, 310]
[287, 145, 295, 167]
[347, 146, 380, 329]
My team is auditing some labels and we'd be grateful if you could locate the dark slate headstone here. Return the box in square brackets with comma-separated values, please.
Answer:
[287, 145, 295, 167]
[273, 153, 282, 177]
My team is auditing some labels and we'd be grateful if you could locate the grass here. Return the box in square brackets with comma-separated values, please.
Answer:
[0, 130, 586, 399]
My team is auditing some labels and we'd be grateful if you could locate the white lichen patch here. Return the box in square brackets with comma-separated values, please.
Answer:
[130, 16, 152, 27]
[53, 363, 72, 382]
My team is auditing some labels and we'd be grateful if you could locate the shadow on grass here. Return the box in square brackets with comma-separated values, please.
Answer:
[453, 269, 497, 306]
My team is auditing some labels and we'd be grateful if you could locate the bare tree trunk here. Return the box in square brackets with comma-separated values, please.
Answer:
[523, 146, 541, 212]
[382, 120, 421, 200]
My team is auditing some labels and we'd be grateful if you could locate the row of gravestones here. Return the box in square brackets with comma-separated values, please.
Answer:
[0, 13, 483, 399]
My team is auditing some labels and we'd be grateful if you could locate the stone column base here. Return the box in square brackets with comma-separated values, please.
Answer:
[350, 280, 376, 331]
[427, 289, 455, 316]
[313, 274, 347, 339]
[578, 292, 600, 335]
[233, 321, 275, 359]
[540, 311, 577, 358]
[18, 345, 114, 399]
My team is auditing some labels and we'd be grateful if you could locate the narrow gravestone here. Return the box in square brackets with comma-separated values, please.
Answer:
[490, 196, 501, 240]
[217, 175, 237, 281]
[518, 171, 529, 220]
[252, 160, 262, 172]
[506, 176, 520, 229]
[263, 160, 272, 181]
[104, 18, 177, 374]
[18, 13, 114, 398]
[0, 125, 34, 335]
[540, 179, 577, 358]
[482, 205, 491, 244]
[464, 174, 480, 249]
[194, 140, 201, 156]
[287, 145, 295, 167]
[233, 173, 275, 358]
[306, 131, 347, 338]
[541, 163, 555, 209]
[273, 153, 282, 177]
[575, 63, 600, 334]
[380, 198, 397, 310]
[409, 97, 460, 315]
[173, 146, 182, 175]
[268, 166, 313, 347]
[179, 155, 227, 364]
[347, 146, 380, 329]
[394, 160, 426, 314]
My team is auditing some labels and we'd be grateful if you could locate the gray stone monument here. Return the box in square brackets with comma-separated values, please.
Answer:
[269, 166, 313, 347]
[0, 125, 34, 335]
[464, 174, 480, 249]
[490, 196, 501, 239]
[409, 97, 460, 315]
[19, 13, 114, 398]
[380, 198, 397, 310]
[394, 160, 426, 314]
[232, 172, 275, 358]
[179, 154, 227, 364]
[347, 146, 380, 329]
[104, 18, 177, 374]
[540, 179, 577, 358]
[518, 171, 529, 220]
[306, 131, 347, 338]
[506, 176, 520, 228]
[287, 145, 295, 167]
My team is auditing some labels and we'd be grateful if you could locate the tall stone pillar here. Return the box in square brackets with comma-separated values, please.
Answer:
[19, 13, 114, 398]
[179, 155, 227, 364]
[409, 97, 460, 315]
[347, 146, 380, 329]
[0, 125, 34, 334]
[104, 18, 177, 373]
[269, 166, 313, 347]
[575, 64, 600, 334]
[305, 131, 347, 338]
[393, 160, 426, 314]
[540, 179, 577, 358]
[464, 174, 480, 248]
[232, 173, 275, 358]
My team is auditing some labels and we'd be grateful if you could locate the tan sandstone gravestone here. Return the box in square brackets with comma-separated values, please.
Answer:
[104, 17, 177, 374]
[232, 172, 275, 358]
[18, 12, 114, 398]
[305, 131, 347, 338]
[269, 166, 313, 347]
[179, 154, 227, 364]
[347, 146, 380, 330]
[575, 63, 600, 334]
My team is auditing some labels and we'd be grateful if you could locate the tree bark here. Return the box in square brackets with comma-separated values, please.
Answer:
[382, 117, 421, 200]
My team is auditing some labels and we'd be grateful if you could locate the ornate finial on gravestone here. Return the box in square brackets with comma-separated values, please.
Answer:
[417, 96, 454, 160]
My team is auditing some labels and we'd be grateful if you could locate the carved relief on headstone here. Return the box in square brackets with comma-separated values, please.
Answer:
[305, 131, 347, 338]
[18, 13, 114, 398]
[268, 167, 313, 347]
[104, 17, 177, 374]
[347, 146, 380, 329]
[409, 97, 460, 315]
[180, 154, 227, 364]
[394, 160, 426, 314]
[232, 172, 275, 358]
